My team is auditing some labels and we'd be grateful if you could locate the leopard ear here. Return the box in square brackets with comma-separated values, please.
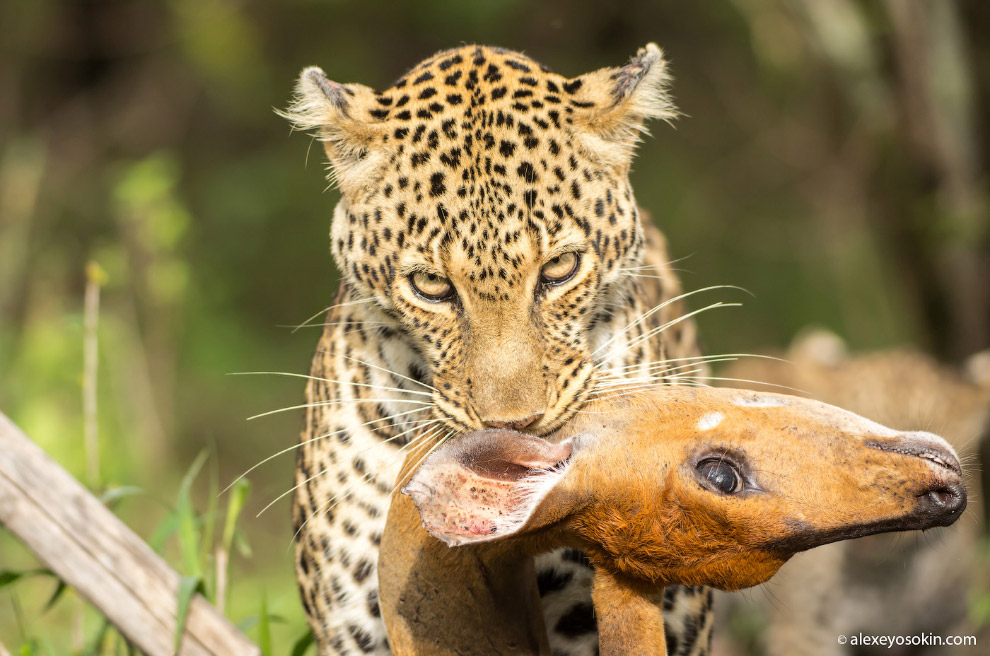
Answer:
[565, 43, 677, 168]
[279, 66, 389, 193]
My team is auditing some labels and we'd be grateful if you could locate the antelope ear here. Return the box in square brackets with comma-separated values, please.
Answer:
[402, 430, 575, 547]
[279, 66, 389, 193]
[565, 43, 677, 168]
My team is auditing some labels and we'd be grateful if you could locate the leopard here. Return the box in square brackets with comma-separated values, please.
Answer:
[281, 44, 711, 656]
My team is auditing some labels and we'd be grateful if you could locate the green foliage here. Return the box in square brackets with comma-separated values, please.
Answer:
[0, 450, 265, 653]
[174, 575, 204, 653]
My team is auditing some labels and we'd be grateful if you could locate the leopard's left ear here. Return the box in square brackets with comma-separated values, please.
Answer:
[565, 43, 676, 169]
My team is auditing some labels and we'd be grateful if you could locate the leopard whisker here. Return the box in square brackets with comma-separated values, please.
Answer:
[619, 253, 695, 271]
[665, 375, 809, 395]
[589, 378, 704, 401]
[392, 428, 459, 495]
[592, 368, 705, 392]
[623, 301, 741, 353]
[595, 357, 740, 383]
[620, 273, 671, 281]
[342, 355, 438, 392]
[288, 423, 450, 546]
[588, 383, 714, 405]
[602, 352, 789, 374]
[289, 297, 375, 333]
[230, 371, 434, 397]
[260, 419, 448, 518]
[222, 406, 433, 495]
[278, 320, 390, 330]
[591, 285, 747, 359]
[247, 398, 434, 421]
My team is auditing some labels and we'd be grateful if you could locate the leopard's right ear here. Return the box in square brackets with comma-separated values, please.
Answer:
[279, 67, 389, 194]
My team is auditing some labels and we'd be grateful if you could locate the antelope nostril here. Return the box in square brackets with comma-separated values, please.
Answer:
[925, 481, 966, 513]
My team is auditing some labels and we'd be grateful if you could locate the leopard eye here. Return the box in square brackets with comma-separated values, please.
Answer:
[410, 271, 454, 302]
[540, 252, 579, 285]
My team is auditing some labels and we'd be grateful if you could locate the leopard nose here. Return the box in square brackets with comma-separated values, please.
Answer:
[484, 413, 543, 431]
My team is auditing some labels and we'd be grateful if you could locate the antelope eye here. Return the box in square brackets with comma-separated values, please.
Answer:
[697, 458, 742, 495]
[540, 252, 579, 284]
[410, 271, 454, 302]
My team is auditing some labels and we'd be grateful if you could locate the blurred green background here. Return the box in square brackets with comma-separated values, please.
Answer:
[0, 0, 987, 653]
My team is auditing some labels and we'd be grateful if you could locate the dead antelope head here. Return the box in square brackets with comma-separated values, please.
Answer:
[381, 386, 966, 655]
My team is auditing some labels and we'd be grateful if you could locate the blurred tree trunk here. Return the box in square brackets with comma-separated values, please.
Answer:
[793, 0, 988, 362]
[884, 0, 988, 361]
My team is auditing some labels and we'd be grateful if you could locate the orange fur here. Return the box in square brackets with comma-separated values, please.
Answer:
[380, 386, 967, 655]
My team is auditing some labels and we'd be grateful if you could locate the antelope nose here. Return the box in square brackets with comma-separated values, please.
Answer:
[898, 432, 967, 520]
[866, 431, 967, 524]
[484, 413, 543, 431]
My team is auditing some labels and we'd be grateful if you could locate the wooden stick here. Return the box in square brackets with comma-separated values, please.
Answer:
[0, 411, 259, 656]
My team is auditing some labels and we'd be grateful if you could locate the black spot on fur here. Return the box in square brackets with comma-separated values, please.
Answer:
[563, 78, 583, 94]
[430, 171, 447, 198]
[438, 54, 463, 71]
[555, 602, 597, 637]
[367, 590, 381, 617]
[353, 558, 373, 584]
[537, 568, 574, 596]
[348, 624, 376, 653]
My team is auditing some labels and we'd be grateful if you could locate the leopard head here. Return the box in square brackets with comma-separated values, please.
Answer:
[282, 44, 675, 435]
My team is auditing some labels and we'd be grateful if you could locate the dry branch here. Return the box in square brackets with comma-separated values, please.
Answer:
[0, 411, 259, 656]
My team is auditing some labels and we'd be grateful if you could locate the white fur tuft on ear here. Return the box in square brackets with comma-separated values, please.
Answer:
[571, 43, 678, 168]
[614, 43, 678, 125]
[277, 66, 388, 193]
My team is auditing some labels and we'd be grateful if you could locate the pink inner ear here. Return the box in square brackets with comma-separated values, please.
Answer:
[456, 430, 573, 480]
[402, 430, 572, 546]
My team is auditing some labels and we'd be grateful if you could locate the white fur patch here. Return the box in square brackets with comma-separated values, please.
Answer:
[733, 395, 787, 408]
[697, 412, 724, 430]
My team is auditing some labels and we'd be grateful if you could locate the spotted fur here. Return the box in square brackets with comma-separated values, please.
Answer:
[282, 44, 708, 655]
